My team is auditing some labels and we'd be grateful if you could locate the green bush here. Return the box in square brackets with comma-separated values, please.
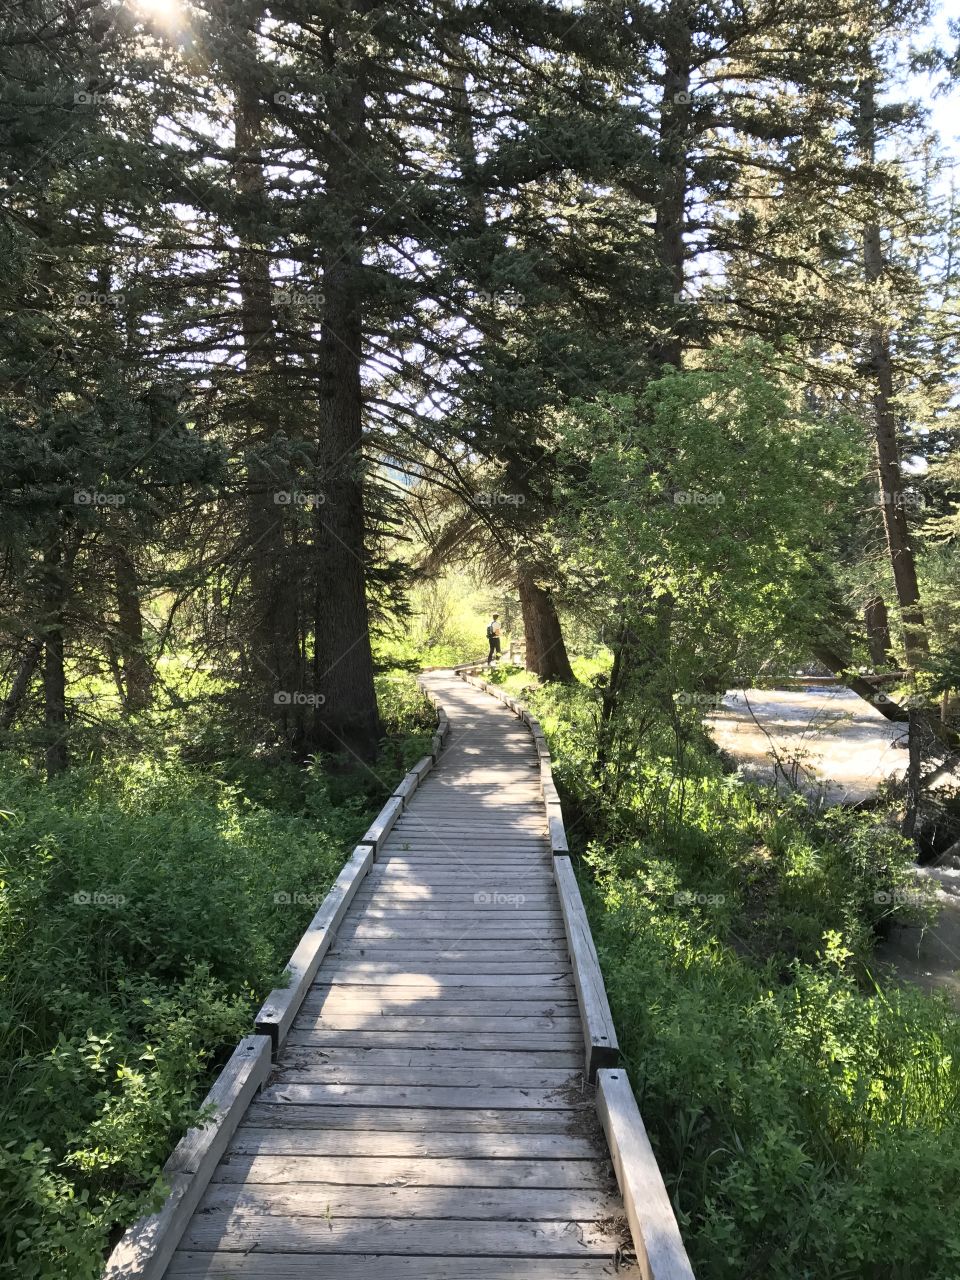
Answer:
[522, 672, 960, 1279]
[0, 667, 433, 1278]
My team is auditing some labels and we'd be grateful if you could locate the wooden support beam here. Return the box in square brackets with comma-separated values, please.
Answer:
[255, 844, 374, 1052]
[360, 796, 404, 858]
[596, 1067, 696, 1280]
[411, 755, 433, 785]
[392, 770, 420, 808]
[553, 856, 619, 1079]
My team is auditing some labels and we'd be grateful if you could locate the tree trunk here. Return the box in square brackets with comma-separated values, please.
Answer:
[308, 25, 380, 760]
[114, 546, 153, 712]
[864, 595, 892, 667]
[234, 65, 305, 742]
[41, 545, 68, 779]
[518, 570, 575, 683]
[811, 642, 909, 723]
[0, 640, 42, 731]
[856, 77, 929, 668]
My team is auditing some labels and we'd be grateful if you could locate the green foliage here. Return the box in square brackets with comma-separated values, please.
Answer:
[0, 667, 432, 1278]
[521, 673, 958, 1278]
[555, 343, 862, 687]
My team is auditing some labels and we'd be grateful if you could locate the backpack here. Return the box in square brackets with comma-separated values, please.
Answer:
[486, 622, 495, 637]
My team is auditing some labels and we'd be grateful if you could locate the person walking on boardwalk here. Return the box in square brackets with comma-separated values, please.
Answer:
[486, 613, 502, 665]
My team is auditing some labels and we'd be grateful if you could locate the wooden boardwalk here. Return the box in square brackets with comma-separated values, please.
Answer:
[164, 670, 636, 1278]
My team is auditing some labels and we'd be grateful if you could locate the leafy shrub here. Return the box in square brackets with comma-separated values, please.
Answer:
[0, 667, 432, 1278]
[520, 671, 960, 1279]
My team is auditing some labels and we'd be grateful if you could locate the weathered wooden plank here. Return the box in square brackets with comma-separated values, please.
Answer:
[339, 906, 563, 921]
[596, 1068, 696, 1280]
[410, 754, 434, 785]
[277, 1045, 583, 1071]
[330, 948, 571, 969]
[337, 892, 560, 909]
[329, 936, 569, 953]
[284, 1030, 582, 1050]
[391, 770, 420, 808]
[376, 875, 553, 887]
[377, 851, 551, 860]
[193, 1181, 619, 1222]
[393, 808, 545, 819]
[336, 916, 565, 934]
[359, 795, 404, 858]
[542, 779, 561, 806]
[553, 855, 619, 1080]
[301, 992, 578, 1016]
[167, 1254, 638, 1279]
[180, 1212, 624, 1257]
[379, 847, 548, 857]
[318, 965, 572, 982]
[314, 954, 570, 972]
[300, 1001, 579, 1022]
[254, 844, 374, 1054]
[227, 1127, 603, 1160]
[336, 924, 570, 941]
[102, 1035, 271, 1280]
[258, 1082, 591, 1110]
[212, 1153, 608, 1188]
[378, 850, 551, 859]
[389, 826, 547, 837]
[269, 1064, 582, 1088]
[352, 887, 557, 903]
[289, 1012, 583, 1034]
[241, 1103, 590, 1132]
[323, 954, 571, 970]
[388, 817, 543, 826]
[284, 1038, 580, 1060]
[387, 823, 547, 832]
[547, 799, 570, 855]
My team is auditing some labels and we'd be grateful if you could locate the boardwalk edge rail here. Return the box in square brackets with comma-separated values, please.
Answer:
[103, 683, 448, 1278]
[456, 660, 696, 1280]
